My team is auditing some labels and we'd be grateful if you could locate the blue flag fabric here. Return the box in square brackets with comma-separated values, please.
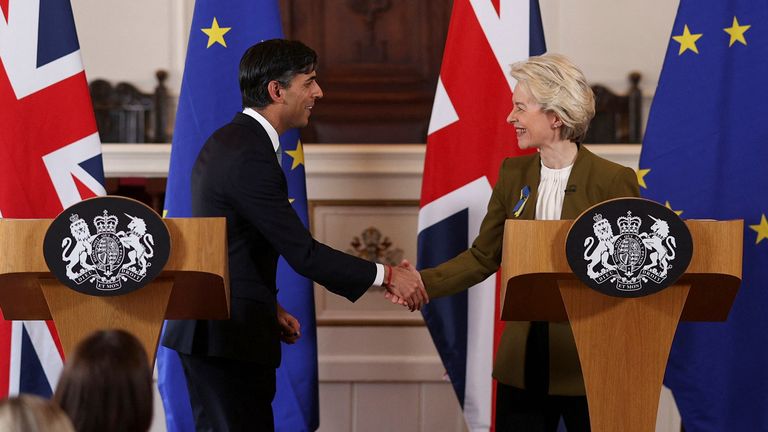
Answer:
[157, 1, 318, 431]
[273, 131, 319, 432]
[639, 1, 768, 430]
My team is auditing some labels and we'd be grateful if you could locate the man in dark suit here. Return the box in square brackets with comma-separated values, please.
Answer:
[162, 39, 427, 432]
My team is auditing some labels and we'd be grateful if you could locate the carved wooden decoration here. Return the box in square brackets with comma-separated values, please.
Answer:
[346, 0, 393, 63]
[89, 70, 170, 144]
[584, 72, 643, 144]
[346, 226, 405, 265]
[280, 0, 451, 143]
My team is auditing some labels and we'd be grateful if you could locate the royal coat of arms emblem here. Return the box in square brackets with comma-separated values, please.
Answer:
[566, 198, 693, 298]
[584, 211, 677, 291]
[62, 210, 155, 291]
[44, 197, 170, 296]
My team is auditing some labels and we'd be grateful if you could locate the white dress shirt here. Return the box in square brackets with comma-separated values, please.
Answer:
[243, 108, 280, 152]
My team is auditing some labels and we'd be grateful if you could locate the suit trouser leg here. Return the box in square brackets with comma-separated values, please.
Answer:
[178, 352, 276, 432]
[553, 394, 590, 432]
[495, 383, 590, 432]
[496, 383, 554, 432]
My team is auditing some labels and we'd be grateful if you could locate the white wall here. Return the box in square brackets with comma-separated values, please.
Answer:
[540, 0, 679, 95]
[72, 0, 679, 99]
[71, 0, 193, 93]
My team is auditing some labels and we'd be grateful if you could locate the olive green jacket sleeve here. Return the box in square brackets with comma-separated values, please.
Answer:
[420, 155, 536, 298]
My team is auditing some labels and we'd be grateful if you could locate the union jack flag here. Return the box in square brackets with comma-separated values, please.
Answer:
[418, 0, 544, 430]
[0, 0, 105, 397]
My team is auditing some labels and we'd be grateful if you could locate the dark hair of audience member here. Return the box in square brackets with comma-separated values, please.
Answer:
[0, 394, 75, 432]
[53, 329, 153, 432]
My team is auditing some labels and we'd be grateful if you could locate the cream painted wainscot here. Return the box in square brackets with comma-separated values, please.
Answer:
[102, 143, 681, 432]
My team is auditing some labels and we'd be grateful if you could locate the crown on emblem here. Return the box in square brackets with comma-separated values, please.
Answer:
[617, 211, 641, 234]
[69, 214, 81, 223]
[592, 213, 611, 230]
[94, 210, 118, 234]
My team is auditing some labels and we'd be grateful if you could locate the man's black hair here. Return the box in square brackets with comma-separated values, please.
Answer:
[239, 39, 317, 109]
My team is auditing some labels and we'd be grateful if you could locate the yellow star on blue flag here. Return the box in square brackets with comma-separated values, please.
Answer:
[672, 24, 702, 54]
[750, 214, 768, 244]
[724, 16, 750, 47]
[636, 168, 650, 189]
[285, 141, 305, 170]
[201, 17, 231, 48]
[664, 200, 683, 216]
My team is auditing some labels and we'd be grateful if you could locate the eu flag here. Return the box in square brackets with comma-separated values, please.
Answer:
[639, 1, 768, 430]
[158, 1, 318, 431]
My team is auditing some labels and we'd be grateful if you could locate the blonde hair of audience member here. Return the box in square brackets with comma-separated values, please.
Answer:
[0, 394, 75, 432]
[509, 53, 596, 142]
[53, 329, 153, 432]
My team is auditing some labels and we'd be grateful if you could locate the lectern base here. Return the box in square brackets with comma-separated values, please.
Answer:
[559, 281, 690, 432]
[39, 278, 174, 364]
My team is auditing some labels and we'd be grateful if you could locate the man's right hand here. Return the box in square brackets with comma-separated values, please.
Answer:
[384, 260, 428, 311]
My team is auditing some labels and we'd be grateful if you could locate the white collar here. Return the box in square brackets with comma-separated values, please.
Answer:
[242, 108, 280, 152]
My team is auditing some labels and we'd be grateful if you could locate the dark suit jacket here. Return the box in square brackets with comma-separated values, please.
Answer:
[420, 145, 640, 395]
[162, 113, 376, 368]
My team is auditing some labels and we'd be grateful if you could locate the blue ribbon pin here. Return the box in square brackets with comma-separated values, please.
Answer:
[512, 185, 530, 218]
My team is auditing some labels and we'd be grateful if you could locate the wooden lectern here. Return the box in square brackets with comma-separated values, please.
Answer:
[500, 219, 742, 432]
[0, 218, 229, 364]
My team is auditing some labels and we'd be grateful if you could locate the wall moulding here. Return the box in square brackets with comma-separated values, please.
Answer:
[310, 199, 423, 326]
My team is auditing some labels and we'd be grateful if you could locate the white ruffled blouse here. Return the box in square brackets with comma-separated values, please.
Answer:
[535, 160, 574, 221]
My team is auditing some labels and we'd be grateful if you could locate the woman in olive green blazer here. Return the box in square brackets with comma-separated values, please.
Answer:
[411, 54, 639, 431]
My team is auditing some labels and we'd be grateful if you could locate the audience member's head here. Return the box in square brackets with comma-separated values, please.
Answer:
[0, 394, 75, 432]
[53, 329, 153, 432]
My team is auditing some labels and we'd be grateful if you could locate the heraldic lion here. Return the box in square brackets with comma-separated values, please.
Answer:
[61, 216, 95, 278]
[583, 215, 617, 278]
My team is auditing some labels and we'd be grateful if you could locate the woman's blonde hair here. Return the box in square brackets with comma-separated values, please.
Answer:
[509, 53, 595, 142]
[0, 395, 75, 432]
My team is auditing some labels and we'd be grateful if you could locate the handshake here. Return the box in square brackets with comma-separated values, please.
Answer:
[278, 259, 427, 345]
[383, 259, 428, 312]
